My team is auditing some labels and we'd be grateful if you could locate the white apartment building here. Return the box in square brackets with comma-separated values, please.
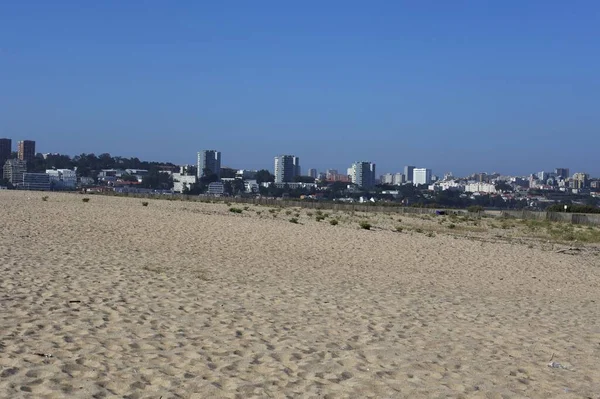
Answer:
[380, 173, 394, 185]
[413, 168, 432, 186]
[393, 173, 405, 185]
[465, 182, 497, 193]
[172, 173, 197, 193]
[274, 155, 300, 183]
[351, 161, 376, 189]
[428, 180, 465, 192]
[347, 167, 355, 182]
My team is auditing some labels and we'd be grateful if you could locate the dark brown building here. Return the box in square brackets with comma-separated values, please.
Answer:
[17, 140, 36, 162]
[0, 138, 11, 176]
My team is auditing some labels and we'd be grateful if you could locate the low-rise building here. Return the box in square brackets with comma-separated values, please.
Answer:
[22, 173, 51, 191]
[236, 169, 257, 180]
[465, 182, 497, 193]
[244, 180, 259, 193]
[380, 173, 394, 185]
[172, 173, 197, 193]
[207, 182, 225, 196]
[98, 169, 126, 180]
[79, 176, 95, 186]
[262, 182, 317, 190]
[429, 180, 465, 191]
[46, 169, 77, 189]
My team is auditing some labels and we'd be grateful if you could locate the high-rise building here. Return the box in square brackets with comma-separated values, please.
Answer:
[351, 161, 376, 189]
[347, 167, 355, 182]
[555, 168, 569, 180]
[404, 165, 415, 183]
[537, 171, 549, 181]
[197, 150, 221, 178]
[308, 168, 318, 178]
[413, 168, 432, 186]
[0, 138, 11, 176]
[573, 173, 589, 189]
[393, 173, 405, 185]
[3, 159, 27, 184]
[274, 155, 300, 183]
[17, 140, 36, 162]
[0, 138, 11, 162]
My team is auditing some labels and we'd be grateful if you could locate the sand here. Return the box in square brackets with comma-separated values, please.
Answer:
[1, 191, 599, 398]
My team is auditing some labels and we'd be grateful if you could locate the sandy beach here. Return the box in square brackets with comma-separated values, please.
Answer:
[1, 191, 599, 398]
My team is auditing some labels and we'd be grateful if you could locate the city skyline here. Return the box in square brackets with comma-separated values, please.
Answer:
[0, 136, 595, 180]
[1, 2, 599, 177]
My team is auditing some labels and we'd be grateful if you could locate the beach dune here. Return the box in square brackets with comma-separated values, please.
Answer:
[1, 191, 599, 398]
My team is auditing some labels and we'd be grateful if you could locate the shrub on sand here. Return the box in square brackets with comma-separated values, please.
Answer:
[359, 221, 371, 230]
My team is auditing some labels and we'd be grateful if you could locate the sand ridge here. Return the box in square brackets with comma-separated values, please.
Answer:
[1, 191, 599, 398]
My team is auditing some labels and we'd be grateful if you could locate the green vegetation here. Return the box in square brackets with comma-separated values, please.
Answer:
[395, 226, 403, 232]
[519, 218, 600, 243]
[289, 218, 299, 224]
[315, 215, 326, 222]
[359, 221, 372, 230]
[329, 219, 339, 226]
[41, 196, 49, 201]
[448, 223, 456, 229]
[142, 201, 149, 207]
[229, 207, 243, 214]
[82, 198, 90, 203]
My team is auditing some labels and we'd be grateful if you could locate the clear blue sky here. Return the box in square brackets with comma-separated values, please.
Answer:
[1, 1, 599, 177]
